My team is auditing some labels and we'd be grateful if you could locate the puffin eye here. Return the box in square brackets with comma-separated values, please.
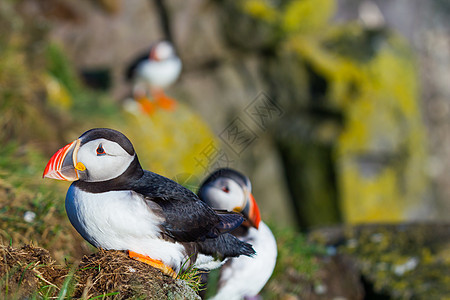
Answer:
[96, 144, 106, 156]
[221, 186, 230, 193]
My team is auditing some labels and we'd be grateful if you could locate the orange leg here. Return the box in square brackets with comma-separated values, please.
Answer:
[151, 89, 177, 111]
[136, 97, 156, 115]
[128, 250, 177, 278]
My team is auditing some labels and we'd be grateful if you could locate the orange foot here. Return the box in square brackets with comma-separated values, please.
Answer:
[136, 97, 156, 115]
[128, 250, 177, 278]
[152, 90, 177, 111]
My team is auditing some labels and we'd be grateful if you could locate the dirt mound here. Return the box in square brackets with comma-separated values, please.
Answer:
[0, 244, 66, 298]
[74, 249, 199, 299]
[0, 244, 200, 299]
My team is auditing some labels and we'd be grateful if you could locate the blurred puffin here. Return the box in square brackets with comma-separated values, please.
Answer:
[43, 128, 254, 277]
[125, 40, 182, 114]
[198, 168, 277, 299]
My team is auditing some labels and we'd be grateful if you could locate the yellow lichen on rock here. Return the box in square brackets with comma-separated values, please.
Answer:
[239, 0, 430, 223]
[334, 36, 428, 222]
[281, 0, 335, 34]
[242, 0, 278, 23]
[121, 102, 218, 186]
[43, 73, 73, 111]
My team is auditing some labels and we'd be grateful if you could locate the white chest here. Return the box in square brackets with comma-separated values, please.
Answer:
[65, 186, 162, 248]
[213, 221, 278, 299]
[137, 58, 182, 88]
[65, 185, 186, 270]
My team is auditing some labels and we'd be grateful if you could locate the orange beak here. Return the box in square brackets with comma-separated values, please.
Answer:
[149, 47, 160, 61]
[242, 193, 261, 229]
[43, 139, 81, 181]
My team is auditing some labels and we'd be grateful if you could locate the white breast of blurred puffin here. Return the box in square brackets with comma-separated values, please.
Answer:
[65, 185, 186, 271]
[211, 221, 278, 300]
[137, 58, 182, 89]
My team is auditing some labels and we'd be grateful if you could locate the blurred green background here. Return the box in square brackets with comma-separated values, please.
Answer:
[1, 0, 450, 298]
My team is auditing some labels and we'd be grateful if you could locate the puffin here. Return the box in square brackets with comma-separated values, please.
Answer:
[125, 40, 182, 114]
[42, 128, 254, 277]
[198, 168, 277, 299]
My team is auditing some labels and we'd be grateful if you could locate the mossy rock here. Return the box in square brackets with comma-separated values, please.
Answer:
[309, 223, 450, 299]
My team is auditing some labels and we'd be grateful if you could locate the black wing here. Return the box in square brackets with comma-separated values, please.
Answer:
[132, 171, 244, 242]
[125, 51, 150, 81]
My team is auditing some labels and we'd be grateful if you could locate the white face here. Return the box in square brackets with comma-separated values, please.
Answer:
[155, 41, 175, 60]
[76, 138, 134, 182]
[201, 178, 246, 212]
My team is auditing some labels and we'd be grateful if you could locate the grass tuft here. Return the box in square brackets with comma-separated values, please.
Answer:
[261, 225, 328, 298]
[177, 265, 206, 293]
[176, 254, 206, 293]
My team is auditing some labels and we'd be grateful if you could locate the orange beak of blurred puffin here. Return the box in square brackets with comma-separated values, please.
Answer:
[43, 139, 84, 181]
[242, 192, 261, 229]
[149, 47, 160, 62]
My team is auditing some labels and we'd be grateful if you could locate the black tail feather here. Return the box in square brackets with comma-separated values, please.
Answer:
[198, 233, 255, 259]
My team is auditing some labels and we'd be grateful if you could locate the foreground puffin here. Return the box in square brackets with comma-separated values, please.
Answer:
[43, 128, 254, 277]
[198, 168, 277, 299]
[125, 40, 182, 114]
